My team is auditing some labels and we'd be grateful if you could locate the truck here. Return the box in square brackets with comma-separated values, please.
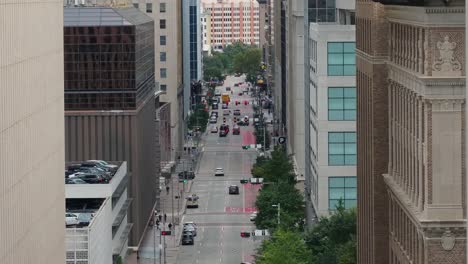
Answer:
[221, 93, 230, 104]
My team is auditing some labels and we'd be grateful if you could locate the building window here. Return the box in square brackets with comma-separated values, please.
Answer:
[133, 3, 138, 9]
[328, 132, 356, 165]
[160, 35, 166, 45]
[328, 87, 356, 121]
[160, 84, 167, 91]
[160, 3, 166, 13]
[160, 52, 166, 62]
[160, 19, 166, 29]
[327, 42, 355, 76]
[146, 3, 152, 13]
[328, 177, 357, 209]
[160, 68, 167, 78]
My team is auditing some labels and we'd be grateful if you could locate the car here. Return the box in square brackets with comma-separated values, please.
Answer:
[234, 83, 239, 87]
[233, 109, 241, 116]
[238, 92, 243, 96]
[219, 129, 228, 137]
[178, 171, 195, 180]
[81, 161, 115, 172]
[211, 111, 218, 117]
[243, 116, 249, 122]
[237, 120, 249, 126]
[214, 168, 224, 176]
[228, 185, 240, 195]
[215, 90, 222, 96]
[85, 160, 118, 170]
[210, 125, 219, 133]
[77, 213, 94, 226]
[183, 225, 197, 236]
[181, 234, 195, 245]
[223, 110, 230, 116]
[212, 102, 219, 109]
[254, 118, 260, 126]
[65, 178, 88, 184]
[249, 212, 257, 221]
[232, 125, 240, 135]
[225, 87, 231, 91]
[66, 213, 79, 226]
[219, 124, 229, 137]
[74, 173, 107, 184]
[209, 116, 217, 124]
[183, 222, 197, 229]
[222, 103, 228, 109]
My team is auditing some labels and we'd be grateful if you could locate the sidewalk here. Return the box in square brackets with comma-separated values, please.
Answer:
[126, 175, 194, 264]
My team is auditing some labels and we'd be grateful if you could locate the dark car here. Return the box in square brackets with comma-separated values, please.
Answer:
[75, 173, 107, 184]
[181, 234, 194, 245]
[178, 171, 195, 180]
[237, 120, 249, 126]
[233, 125, 240, 135]
[219, 124, 229, 137]
[225, 87, 231, 91]
[229, 185, 240, 195]
[212, 102, 219, 109]
[233, 109, 241, 116]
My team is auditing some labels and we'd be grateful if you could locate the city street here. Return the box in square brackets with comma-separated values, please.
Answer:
[177, 75, 262, 264]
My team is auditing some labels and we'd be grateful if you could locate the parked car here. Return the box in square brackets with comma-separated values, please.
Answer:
[75, 173, 107, 184]
[223, 110, 231, 116]
[212, 102, 219, 109]
[228, 185, 240, 195]
[85, 160, 118, 170]
[211, 111, 218, 117]
[214, 168, 224, 176]
[233, 109, 241, 116]
[225, 86, 231, 91]
[222, 103, 228, 109]
[237, 120, 249, 126]
[209, 116, 218, 124]
[77, 213, 94, 226]
[178, 171, 195, 180]
[66, 213, 79, 226]
[215, 91, 222, 96]
[65, 178, 88, 184]
[210, 125, 218, 133]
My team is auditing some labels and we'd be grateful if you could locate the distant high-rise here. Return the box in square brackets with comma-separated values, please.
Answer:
[201, 0, 260, 51]
[183, 0, 202, 117]
[0, 0, 65, 263]
[356, 0, 466, 263]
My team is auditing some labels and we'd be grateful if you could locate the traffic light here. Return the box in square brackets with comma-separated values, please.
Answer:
[161, 230, 172, 236]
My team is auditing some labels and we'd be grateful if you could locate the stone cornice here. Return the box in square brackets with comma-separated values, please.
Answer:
[388, 62, 465, 99]
[425, 7, 465, 14]
[386, 5, 465, 27]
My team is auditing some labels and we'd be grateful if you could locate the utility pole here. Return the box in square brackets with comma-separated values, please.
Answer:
[272, 203, 280, 225]
[171, 176, 174, 224]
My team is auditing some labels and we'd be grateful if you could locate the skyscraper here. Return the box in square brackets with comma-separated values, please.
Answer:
[356, 0, 466, 263]
[0, 1, 65, 263]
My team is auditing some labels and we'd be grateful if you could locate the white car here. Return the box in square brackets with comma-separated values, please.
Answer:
[249, 212, 257, 221]
[86, 160, 118, 169]
[210, 125, 218, 133]
[66, 213, 79, 226]
[214, 168, 224, 176]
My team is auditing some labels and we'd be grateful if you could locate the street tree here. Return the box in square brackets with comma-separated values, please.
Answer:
[256, 229, 311, 264]
[304, 202, 357, 264]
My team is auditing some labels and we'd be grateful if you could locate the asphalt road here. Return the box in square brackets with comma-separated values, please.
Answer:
[177, 75, 262, 264]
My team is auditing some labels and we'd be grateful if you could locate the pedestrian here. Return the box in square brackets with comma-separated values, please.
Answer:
[158, 214, 162, 221]
[155, 219, 160, 229]
[164, 213, 167, 222]
[168, 223, 173, 230]
[166, 185, 170, 194]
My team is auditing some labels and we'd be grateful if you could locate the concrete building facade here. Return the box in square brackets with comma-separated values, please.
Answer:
[0, 1, 65, 263]
[201, 0, 260, 51]
[356, 0, 466, 263]
[134, 0, 185, 161]
[66, 162, 131, 263]
[306, 1, 356, 218]
[63, 7, 160, 247]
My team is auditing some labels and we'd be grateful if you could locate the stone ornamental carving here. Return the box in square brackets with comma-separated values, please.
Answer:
[432, 35, 462, 76]
[441, 230, 456, 251]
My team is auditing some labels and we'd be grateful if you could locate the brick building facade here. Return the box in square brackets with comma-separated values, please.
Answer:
[356, 0, 466, 263]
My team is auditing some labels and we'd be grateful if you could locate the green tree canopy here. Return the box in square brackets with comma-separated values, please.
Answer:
[305, 202, 357, 264]
[256, 229, 311, 264]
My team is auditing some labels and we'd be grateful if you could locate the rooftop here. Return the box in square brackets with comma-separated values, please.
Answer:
[64, 7, 152, 27]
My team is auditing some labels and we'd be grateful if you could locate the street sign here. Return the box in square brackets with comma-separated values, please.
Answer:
[278, 137, 286, 144]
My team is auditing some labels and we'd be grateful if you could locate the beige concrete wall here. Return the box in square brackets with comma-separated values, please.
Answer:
[0, 1, 65, 263]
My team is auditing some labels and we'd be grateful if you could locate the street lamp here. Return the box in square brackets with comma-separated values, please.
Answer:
[272, 203, 280, 225]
